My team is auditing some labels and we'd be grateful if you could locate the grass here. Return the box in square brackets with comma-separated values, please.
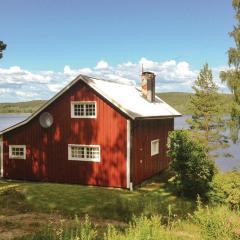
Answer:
[0, 171, 195, 222]
[1, 171, 240, 239]
[0, 170, 196, 239]
[11, 206, 240, 240]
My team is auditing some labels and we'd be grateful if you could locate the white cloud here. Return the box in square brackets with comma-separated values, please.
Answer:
[15, 90, 37, 98]
[0, 58, 230, 102]
[63, 65, 74, 75]
[95, 60, 109, 69]
[47, 84, 65, 93]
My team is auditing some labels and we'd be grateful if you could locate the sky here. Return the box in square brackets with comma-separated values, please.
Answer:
[0, 0, 235, 102]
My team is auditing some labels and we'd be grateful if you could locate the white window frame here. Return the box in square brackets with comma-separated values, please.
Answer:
[0, 137, 3, 177]
[151, 139, 159, 156]
[68, 144, 101, 162]
[9, 145, 26, 160]
[71, 101, 97, 118]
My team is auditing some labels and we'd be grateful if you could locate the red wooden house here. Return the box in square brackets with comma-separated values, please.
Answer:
[0, 72, 181, 189]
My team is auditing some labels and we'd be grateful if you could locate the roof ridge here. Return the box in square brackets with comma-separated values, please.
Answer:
[0, 74, 181, 135]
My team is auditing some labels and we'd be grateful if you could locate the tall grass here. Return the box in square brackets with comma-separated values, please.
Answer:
[16, 205, 240, 240]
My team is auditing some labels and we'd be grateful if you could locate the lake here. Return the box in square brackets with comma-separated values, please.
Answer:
[0, 114, 239, 171]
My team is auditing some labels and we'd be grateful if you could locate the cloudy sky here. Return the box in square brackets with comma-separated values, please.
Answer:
[0, 0, 234, 102]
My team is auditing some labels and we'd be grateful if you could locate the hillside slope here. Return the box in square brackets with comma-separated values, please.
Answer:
[0, 92, 233, 114]
[158, 92, 233, 114]
[0, 100, 46, 113]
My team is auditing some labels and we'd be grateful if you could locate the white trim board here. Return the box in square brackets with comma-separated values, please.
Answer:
[126, 120, 131, 189]
[0, 137, 3, 177]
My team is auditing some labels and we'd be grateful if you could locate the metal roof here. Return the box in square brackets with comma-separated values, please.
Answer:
[0, 74, 181, 134]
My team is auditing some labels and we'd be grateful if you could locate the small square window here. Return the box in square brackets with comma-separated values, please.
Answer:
[71, 101, 96, 118]
[9, 145, 26, 159]
[151, 139, 159, 156]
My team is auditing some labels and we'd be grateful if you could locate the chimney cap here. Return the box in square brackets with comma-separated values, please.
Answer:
[142, 71, 155, 76]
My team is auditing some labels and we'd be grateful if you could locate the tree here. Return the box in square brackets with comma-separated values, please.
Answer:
[0, 41, 7, 59]
[220, 0, 240, 143]
[168, 130, 216, 199]
[188, 63, 228, 157]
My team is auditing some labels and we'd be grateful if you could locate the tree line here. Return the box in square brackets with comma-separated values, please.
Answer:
[168, 0, 240, 199]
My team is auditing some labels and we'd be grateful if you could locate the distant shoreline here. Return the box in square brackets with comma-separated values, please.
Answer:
[0, 92, 233, 115]
[0, 113, 31, 115]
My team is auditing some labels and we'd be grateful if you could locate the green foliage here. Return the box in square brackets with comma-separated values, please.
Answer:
[157, 92, 193, 114]
[104, 215, 174, 240]
[3, 172, 240, 240]
[16, 215, 97, 240]
[168, 130, 216, 198]
[0, 40, 7, 59]
[220, 0, 240, 142]
[193, 205, 240, 240]
[157, 92, 233, 115]
[0, 100, 46, 113]
[208, 172, 240, 209]
[17, 207, 240, 240]
[188, 63, 228, 156]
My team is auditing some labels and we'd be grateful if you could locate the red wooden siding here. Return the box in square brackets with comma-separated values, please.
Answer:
[3, 81, 128, 188]
[131, 118, 174, 185]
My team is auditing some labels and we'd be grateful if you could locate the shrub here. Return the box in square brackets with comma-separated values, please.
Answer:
[208, 171, 240, 209]
[104, 215, 179, 240]
[168, 130, 217, 198]
[193, 204, 240, 240]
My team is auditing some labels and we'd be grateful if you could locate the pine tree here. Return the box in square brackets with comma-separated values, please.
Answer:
[220, 0, 240, 142]
[0, 41, 7, 59]
[188, 63, 227, 157]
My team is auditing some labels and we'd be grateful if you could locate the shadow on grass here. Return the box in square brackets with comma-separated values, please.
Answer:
[0, 170, 196, 222]
[92, 170, 196, 222]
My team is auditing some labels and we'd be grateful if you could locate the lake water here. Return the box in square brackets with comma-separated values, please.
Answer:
[0, 114, 239, 171]
[175, 115, 240, 171]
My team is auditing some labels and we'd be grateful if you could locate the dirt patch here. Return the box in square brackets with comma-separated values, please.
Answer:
[0, 212, 127, 240]
[0, 212, 57, 239]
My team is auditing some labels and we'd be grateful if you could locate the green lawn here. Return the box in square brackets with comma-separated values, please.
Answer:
[0, 171, 195, 222]
[1, 171, 239, 240]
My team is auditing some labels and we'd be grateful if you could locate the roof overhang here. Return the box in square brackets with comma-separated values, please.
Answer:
[0, 74, 182, 135]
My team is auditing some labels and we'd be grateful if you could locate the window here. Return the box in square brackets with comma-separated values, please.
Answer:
[9, 145, 26, 159]
[151, 139, 159, 156]
[68, 144, 100, 162]
[71, 101, 96, 118]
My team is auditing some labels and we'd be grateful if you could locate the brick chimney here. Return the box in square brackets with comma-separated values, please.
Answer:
[141, 71, 155, 102]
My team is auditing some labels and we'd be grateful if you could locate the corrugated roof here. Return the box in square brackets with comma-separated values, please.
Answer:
[0, 74, 181, 134]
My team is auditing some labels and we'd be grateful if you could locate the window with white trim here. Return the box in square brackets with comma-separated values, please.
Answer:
[71, 101, 96, 118]
[68, 144, 100, 162]
[9, 145, 26, 159]
[151, 139, 159, 156]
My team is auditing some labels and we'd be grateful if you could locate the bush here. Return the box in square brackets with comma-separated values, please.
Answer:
[193, 204, 240, 240]
[208, 171, 240, 209]
[104, 215, 180, 240]
[168, 130, 216, 198]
